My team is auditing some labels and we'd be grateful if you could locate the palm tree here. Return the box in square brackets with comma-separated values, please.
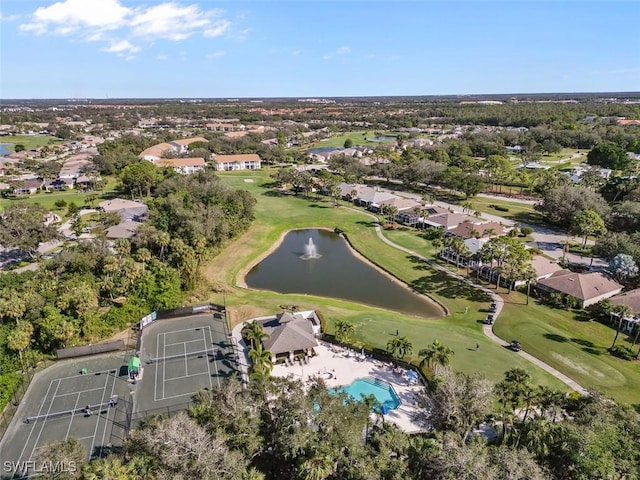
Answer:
[248, 343, 274, 376]
[135, 247, 152, 271]
[242, 321, 268, 349]
[155, 231, 171, 261]
[444, 235, 470, 269]
[431, 340, 454, 376]
[386, 336, 413, 362]
[334, 319, 355, 344]
[0, 292, 27, 325]
[7, 321, 33, 372]
[610, 304, 633, 348]
[461, 201, 473, 214]
[298, 453, 334, 480]
[83, 457, 131, 480]
[522, 266, 538, 305]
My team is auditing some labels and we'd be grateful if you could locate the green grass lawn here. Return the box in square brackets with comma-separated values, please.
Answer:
[434, 190, 546, 226]
[494, 290, 640, 406]
[0, 135, 61, 151]
[204, 171, 569, 390]
[539, 148, 589, 166]
[306, 131, 396, 149]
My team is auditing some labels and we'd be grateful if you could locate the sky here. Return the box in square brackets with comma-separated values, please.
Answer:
[0, 0, 639, 99]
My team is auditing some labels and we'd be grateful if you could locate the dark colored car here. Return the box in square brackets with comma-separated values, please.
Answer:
[489, 303, 497, 312]
[482, 317, 494, 325]
[509, 340, 522, 352]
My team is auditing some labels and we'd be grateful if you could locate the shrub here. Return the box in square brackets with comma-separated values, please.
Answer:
[490, 204, 510, 212]
[520, 226, 534, 236]
[609, 345, 636, 361]
[315, 310, 327, 333]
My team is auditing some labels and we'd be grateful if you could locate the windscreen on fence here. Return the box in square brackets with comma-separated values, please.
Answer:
[56, 340, 125, 359]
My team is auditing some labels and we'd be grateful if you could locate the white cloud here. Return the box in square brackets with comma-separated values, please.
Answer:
[19, 0, 235, 57]
[206, 50, 226, 59]
[156, 54, 168, 61]
[0, 12, 20, 22]
[292, 49, 302, 56]
[102, 39, 140, 56]
[323, 45, 352, 60]
[130, 3, 210, 41]
[20, 0, 130, 35]
[204, 20, 231, 38]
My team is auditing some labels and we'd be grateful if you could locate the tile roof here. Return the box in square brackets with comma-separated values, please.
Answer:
[214, 153, 261, 163]
[537, 270, 622, 301]
[259, 313, 318, 356]
[448, 221, 506, 239]
[426, 213, 481, 229]
[610, 288, 640, 315]
[171, 137, 208, 146]
[156, 157, 206, 167]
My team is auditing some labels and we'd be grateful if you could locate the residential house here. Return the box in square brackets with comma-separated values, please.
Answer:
[256, 311, 321, 362]
[610, 288, 640, 334]
[75, 174, 102, 191]
[214, 153, 261, 171]
[98, 198, 149, 222]
[139, 137, 209, 162]
[447, 221, 507, 239]
[12, 178, 43, 195]
[156, 157, 206, 174]
[105, 220, 142, 240]
[45, 177, 75, 191]
[535, 270, 623, 307]
[424, 213, 482, 230]
[206, 123, 240, 132]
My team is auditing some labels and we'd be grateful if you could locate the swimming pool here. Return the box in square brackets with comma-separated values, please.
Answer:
[332, 377, 400, 411]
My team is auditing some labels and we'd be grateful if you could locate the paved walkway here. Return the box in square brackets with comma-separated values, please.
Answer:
[345, 206, 588, 395]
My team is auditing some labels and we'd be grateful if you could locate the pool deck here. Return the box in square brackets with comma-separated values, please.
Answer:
[271, 343, 427, 433]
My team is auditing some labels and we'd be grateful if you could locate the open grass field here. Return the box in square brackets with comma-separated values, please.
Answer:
[307, 131, 396, 149]
[539, 148, 589, 166]
[204, 171, 569, 389]
[493, 289, 640, 406]
[0, 135, 61, 151]
[433, 190, 545, 225]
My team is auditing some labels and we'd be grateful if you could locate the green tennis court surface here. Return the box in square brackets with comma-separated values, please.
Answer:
[133, 312, 239, 416]
[0, 353, 131, 478]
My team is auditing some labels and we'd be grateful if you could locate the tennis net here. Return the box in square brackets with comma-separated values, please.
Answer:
[146, 348, 216, 364]
[25, 398, 118, 424]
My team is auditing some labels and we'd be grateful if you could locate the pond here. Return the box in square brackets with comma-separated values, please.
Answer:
[308, 147, 344, 155]
[365, 136, 397, 142]
[245, 229, 443, 318]
[0, 143, 14, 156]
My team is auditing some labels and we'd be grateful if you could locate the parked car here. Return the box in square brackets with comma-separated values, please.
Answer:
[509, 340, 522, 352]
[482, 317, 494, 325]
[489, 303, 497, 312]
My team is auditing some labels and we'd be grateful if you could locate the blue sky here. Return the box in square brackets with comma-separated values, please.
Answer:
[1, 0, 639, 99]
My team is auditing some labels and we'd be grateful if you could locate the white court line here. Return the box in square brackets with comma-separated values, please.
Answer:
[154, 331, 161, 401]
[184, 342, 188, 377]
[158, 389, 208, 401]
[97, 372, 117, 458]
[88, 368, 112, 458]
[164, 371, 212, 381]
[164, 338, 204, 347]
[64, 392, 82, 440]
[162, 332, 166, 400]
[202, 328, 213, 390]
[25, 378, 63, 464]
[208, 326, 221, 389]
[58, 369, 117, 380]
[162, 326, 212, 336]
[57, 387, 104, 397]
[16, 378, 57, 466]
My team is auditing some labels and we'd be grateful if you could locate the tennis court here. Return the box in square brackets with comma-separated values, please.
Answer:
[0, 353, 130, 478]
[134, 312, 238, 414]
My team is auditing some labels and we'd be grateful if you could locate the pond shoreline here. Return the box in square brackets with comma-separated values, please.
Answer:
[237, 227, 445, 319]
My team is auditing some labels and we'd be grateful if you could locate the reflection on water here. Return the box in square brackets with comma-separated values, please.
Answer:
[245, 229, 442, 318]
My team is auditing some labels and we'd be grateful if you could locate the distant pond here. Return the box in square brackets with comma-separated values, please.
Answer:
[0, 143, 13, 156]
[245, 229, 443, 318]
[366, 136, 397, 142]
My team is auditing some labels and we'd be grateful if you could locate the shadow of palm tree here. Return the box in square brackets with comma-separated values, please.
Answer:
[543, 333, 569, 343]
